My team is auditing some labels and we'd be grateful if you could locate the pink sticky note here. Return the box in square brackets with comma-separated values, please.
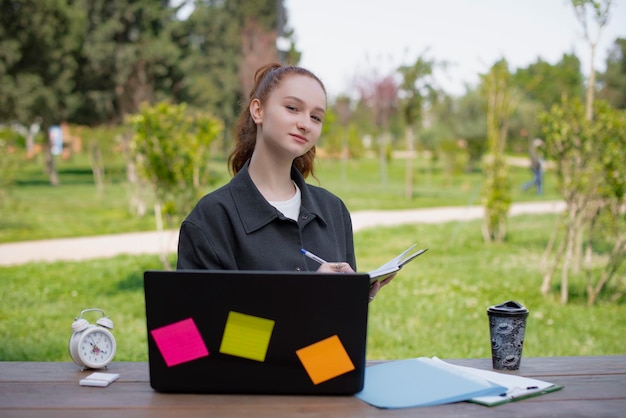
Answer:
[150, 318, 209, 367]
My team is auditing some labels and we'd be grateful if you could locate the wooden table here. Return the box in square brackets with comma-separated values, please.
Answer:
[1, 356, 624, 417]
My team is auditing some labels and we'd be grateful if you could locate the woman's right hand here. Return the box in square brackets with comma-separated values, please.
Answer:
[317, 262, 354, 274]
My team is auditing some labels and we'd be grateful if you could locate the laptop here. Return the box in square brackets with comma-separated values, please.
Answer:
[143, 270, 371, 395]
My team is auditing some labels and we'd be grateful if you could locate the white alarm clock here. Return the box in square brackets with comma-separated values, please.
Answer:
[68, 308, 116, 370]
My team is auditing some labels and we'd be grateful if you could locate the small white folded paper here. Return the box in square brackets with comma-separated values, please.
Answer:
[79, 372, 120, 387]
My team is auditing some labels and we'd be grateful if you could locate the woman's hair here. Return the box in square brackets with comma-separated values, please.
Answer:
[228, 63, 327, 178]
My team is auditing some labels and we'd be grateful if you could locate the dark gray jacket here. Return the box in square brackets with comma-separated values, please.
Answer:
[177, 161, 356, 271]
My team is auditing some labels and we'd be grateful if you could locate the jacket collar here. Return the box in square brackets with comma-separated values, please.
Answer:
[229, 160, 328, 233]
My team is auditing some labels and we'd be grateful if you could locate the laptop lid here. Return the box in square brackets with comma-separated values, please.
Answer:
[143, 270, 370, 395]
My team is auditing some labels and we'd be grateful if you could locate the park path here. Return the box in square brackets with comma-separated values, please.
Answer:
[0, 201, 565, 266]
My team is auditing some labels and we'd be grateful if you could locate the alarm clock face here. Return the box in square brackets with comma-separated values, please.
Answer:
[77, 328, 116, 369]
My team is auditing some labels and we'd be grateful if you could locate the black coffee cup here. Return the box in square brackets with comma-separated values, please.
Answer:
[487, 301, 529, 370]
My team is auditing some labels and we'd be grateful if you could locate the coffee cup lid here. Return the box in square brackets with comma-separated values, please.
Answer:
[487, 300, 528, 317]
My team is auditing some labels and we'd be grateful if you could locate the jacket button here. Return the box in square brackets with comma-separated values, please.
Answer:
[295, 267, 301, 271]
[301, 214, 308, 220]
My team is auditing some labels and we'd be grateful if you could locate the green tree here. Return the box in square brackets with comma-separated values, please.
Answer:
[512, 54, 584, 151]
[397, 56, 438, 199]
[73, 0, 185, 126]
[443, 87, 487, 173]
[323, 97, 367, 172]
[129, 101, 223, 268]
[175, 0, 243, 142]
[0, 0, 85, 185]
[571, 0, 612, 120]
[356, 72, 399, 185]
[540, 98, 626, 305]
[537, 0, 620, 305]
[0, 127, 20, 213]
[177, 0, 295, 154]
[0, 0, 83, 125]
[514, 54, 584, 109]
[480, 59, 515, 243]
[425, 93, 475, 181]
[78, 124, 128, 193]
[598, 38, 626, 109]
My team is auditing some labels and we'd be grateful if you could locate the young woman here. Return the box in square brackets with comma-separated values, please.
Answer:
[176, 63, 391, 301]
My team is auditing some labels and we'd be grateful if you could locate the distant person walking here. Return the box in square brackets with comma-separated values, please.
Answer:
[522, 138, 544, 195]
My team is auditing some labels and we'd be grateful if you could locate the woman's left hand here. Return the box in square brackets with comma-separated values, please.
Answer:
[368, 273, 396, 302]
[317, 262, 395, 303]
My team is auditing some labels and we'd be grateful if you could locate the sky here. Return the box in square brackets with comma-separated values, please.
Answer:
[283, 0, 626, 98]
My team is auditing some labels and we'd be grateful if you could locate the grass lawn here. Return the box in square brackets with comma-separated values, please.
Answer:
[1, 214, 623, 362]
[1, 155, 158, 243]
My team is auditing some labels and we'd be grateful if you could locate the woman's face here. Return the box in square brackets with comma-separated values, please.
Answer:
[251, 74, 327, 159]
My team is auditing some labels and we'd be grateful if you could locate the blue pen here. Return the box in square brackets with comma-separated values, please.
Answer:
[300, 248, 327, 265]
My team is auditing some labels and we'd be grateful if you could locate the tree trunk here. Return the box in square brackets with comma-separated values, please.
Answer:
[340, 129, 348, 183]
[123, 132, 147, 217]
[585, 42, 596, 121]
[560, 206, 581, 304]
[573, 211, 584, 274]
[193, 165, 199, 188]
[378, 133, 388, 185]
[44, 141, 60, 186]
[90, 143, 105, 193]
[153, 201, 172, 270]
[561, 227, 574, 304]
[541, 236, 565, 296]
[541, 221, 561, 271]
[588, 233, 626, 305]
[404, 125, 414, 199]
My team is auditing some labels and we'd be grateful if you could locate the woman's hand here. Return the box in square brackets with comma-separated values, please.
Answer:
[368, 273, 396, 302]
[317, 262, 396, 303]
[317, 262, 354, 274]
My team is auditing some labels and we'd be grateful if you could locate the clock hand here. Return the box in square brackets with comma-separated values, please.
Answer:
[85, 339, 103, 355]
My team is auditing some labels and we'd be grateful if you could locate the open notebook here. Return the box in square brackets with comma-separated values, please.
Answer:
[367, 245, 428, 282]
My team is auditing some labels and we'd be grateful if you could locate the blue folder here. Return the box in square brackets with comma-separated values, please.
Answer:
[355, 357, 507, 409]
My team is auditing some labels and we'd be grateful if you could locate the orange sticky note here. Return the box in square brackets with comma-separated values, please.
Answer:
[296, 335, 355, 385]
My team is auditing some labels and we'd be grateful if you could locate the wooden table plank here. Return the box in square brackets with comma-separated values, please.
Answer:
[3, 399, 626, 418]
[1, 375, 622, 409]
[4, 356, 624, 382]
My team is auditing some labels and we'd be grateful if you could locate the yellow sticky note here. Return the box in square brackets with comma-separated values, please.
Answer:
[296, 335, 355, 385]
[219, 311, 275, 362]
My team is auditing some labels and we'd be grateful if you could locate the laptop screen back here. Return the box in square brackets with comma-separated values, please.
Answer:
[144, 270, 370, 395]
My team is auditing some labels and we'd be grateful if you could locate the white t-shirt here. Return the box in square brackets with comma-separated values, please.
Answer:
[268, 182, 301, 221]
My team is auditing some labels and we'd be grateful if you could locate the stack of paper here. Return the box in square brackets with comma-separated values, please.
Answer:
[355, 357, 563, 409]
[429, 358, 563, 406]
